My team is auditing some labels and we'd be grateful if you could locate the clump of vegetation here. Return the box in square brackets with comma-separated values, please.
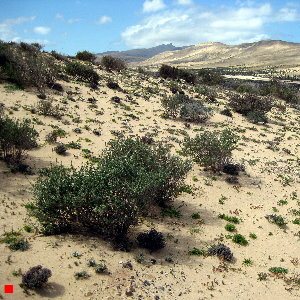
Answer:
[21, 265, 52, 289]
[207, 244, 233, 262]
[162, 206, 182, 218]
[259, 79, 299, 104]
[232, 234, 248, 246]
[182, 129, 238, 172]
[258, 272, 268, 281]
[74, 271, 90, 280]
[243, 258, 253, 266]
[225, 223, 236, 232]
[179, 100, 211, 123]
[218, 214, 240, 224]
[0, 231, 29, 251]
[29, 138, 191, 239]
[265, 214, 287, 228]
[65, 61, 99, 86]
[0, 41, 58, 93]
[75, 50, 96, 63]
[45, 128, 67, 143]
[197, 69, 224, 85]
[54, 144, 67, 155]
[188, 247, 206, 256]
[106, 79, 120, 90]
[94, 264, 108, 274]
[101, 55, 126, 72]
[36, 99, 62, 119]
[137, 229, 166, 252]
[246, 110, 268, 124]
[229, 93, 273, 122]
[220, 108, 233, 117]
[158, 64, 196, 84]
[0, 116, 38, 163]
[269, 267, 288, 274]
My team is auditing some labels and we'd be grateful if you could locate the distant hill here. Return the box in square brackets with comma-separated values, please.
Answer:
[96, 43, 191, 63]
[134, 40, 300, 69]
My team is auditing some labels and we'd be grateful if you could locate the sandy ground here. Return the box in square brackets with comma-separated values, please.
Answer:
[0, 68, 299, 300]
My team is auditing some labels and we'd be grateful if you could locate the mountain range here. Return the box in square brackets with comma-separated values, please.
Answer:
[133, 40, 300, 69]
[96, 43, 190, 63]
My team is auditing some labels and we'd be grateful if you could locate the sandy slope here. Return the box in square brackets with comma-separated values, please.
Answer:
[135, 40, 300, 71]
[0, 68, 299, 300]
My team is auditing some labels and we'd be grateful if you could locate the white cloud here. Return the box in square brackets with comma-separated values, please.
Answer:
[55, 13, 80, 24]
[122, 3, 299, 48]
[33, 26, 51, 35]
[95, 16, 112, 24]
[143, 0, 166, 13]
[0, 16, 36, 41]
[175, 0, 193, 5]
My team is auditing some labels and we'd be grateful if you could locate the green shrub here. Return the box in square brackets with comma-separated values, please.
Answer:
[0, 41, 58, 93]
[218, 214, 240, 224]
[54, 144, 67, 155]
[246, 110, 268, 124]
[236, 84, 256, 94]
[265, 214, 287, 227]
[269, 267, 288, 274]
[0, 231, 29, 251]
[232, 234, 248, 245]
[159, 64, 196, 84]
[75, 50, 96, 63]
[36, 99, 62, 119]
[137, 229, 166, 252]
[188, 247, 206, 256]
[159, 64, 178, 80]
[225, 223, 236, 232]
[259, 79, 299, 104]
[161, 94, 189, 118]
[161, 94, 211, 123]
[101, 55, 126, 72]
[30, 138, 191, 239]
[0, 116, 38, 162]
[229, 93, 273, 115]
[180, 101, 211, 123]
[65, 61, 99, 85]
[198, 69, 224, 85]
[182, 129, 238, 171]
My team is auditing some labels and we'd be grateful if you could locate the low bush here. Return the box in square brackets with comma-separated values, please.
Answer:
[225, 223, 236, 232]
[75, 50, 96, 63]
[198, 69, 224, 85]
[54, 144, 67, 155]
[106, 80, 120, 90]
[65, 61, 99, 85]
[36, 99, 62, 119]
[229, 93, 273, 115]
[269, 266, 288, 274]
[137, 229, 166, 252]
[101, 55, 126, 72]
[182, 129, 238, 171]
[29, 138, 191, 239]
[0, 116, 38, 162]
[207, 244, 233, 261]
[21, 266, 52, 290]
[179, 101, 211, 123]
[232, 234, 248, 245]
[259, 79, 299, 104]
[158, 64, 196, 84]
[265, 214, 287, 227]
[0, 41, 58, 93]
[246, 110, 268, 124]
[0, 231, 29, 251]
[161, 94, 211, 123]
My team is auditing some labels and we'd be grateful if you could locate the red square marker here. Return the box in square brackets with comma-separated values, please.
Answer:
[4, 285, 14, 293]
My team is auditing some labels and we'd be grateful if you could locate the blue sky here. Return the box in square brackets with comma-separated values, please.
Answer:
[1, 0, 299, 55]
